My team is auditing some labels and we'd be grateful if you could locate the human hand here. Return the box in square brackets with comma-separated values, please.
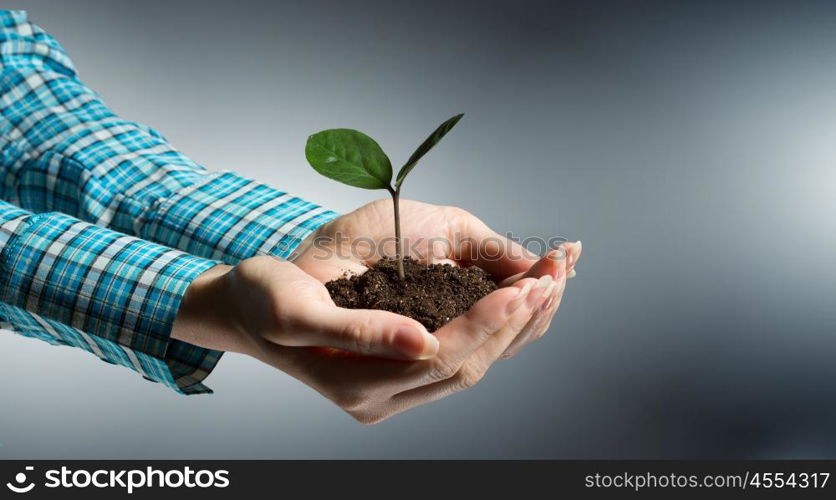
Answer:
[173, 200, 582, 423]
[172, 254, 556, 422]
[230, 265, 558, 424]
[171, 256, 441, 361]
[291, 198, 582, 357]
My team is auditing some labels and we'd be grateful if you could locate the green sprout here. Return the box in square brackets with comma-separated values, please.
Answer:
[305, 113, 464, 279]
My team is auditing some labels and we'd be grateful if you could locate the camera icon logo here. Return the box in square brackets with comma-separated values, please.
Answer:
[6, 466, 35, 494]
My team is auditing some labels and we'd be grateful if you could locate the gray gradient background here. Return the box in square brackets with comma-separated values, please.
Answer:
[1, 0, 835, 459]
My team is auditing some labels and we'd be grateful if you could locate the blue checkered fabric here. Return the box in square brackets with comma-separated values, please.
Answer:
[0, 10, 338, 394]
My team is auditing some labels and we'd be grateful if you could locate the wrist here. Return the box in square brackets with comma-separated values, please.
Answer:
[288, 217, 335, 263]
[172, 264, 248, 353]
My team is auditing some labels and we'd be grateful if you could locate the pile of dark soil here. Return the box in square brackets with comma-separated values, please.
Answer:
[325, 257, 497, 332]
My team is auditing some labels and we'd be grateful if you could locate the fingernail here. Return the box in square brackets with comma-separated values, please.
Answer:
[526, 275, 553, 306]
[567, 269, 576, 279]
[547, 247, 566, 261]
[569, 241, 582, 267]
[418, 333, 440, 359]
[395, 327, 438, 359]
[508, 280, 534, 313]
[536, 275, 553, 290]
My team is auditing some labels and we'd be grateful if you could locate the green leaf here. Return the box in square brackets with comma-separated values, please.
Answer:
[306, 129, 393, 189]
[395, 113, 463, 189]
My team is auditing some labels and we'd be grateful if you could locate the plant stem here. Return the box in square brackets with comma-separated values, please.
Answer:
[389, 187, 405, 279]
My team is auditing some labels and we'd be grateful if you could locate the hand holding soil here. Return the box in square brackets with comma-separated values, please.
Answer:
[174, 199, 581, 423]
[175, 238, 579, 424]
[292, 198, 583, 359]
[301, 114, 581, 335]
[173, 115, 583, 423]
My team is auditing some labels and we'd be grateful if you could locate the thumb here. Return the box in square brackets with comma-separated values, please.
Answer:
[290, 303, 440, 360]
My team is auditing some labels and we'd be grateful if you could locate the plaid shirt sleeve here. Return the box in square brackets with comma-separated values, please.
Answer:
[0, 198, 221, 394]
[0, 10, 338, 263]
[0, 10, 338, 393]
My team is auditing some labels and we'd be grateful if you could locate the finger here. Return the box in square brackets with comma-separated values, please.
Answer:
[253, 281, 544, 398]
[348, 277, 548, 399]
[505, 294, 558, 358]
[496, 241, 577, 355]
[274, 276, 543, 404]
[502, 276, 567, 359]
[429, 277, 539, 368]
[498, 246, 566, 287]
[494, 246, 565, 354]
[456, 216, 539, 280]
[387, 277, 555, 416]
[534, 288, 566, 340]
[409, 275, 555, 388]
[249, 340, 430, 411]
[502, 246, 569, 357]
[497, 240, 581, 287]
[253, 277, 552, 424]
[565, 240, 582, 273]
[282, 303, 440, 361]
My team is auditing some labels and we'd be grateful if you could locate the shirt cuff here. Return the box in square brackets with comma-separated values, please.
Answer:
[136, 171, 339, 264]
[0, 209, 223, 394]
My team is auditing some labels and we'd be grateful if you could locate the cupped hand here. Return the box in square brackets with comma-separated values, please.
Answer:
[173, 199, 582, 423]
[243, 270, 557, 423]
[172, 254, 555, 423]
[292, 198, 582, 357]
[172, 256, 440, 361]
